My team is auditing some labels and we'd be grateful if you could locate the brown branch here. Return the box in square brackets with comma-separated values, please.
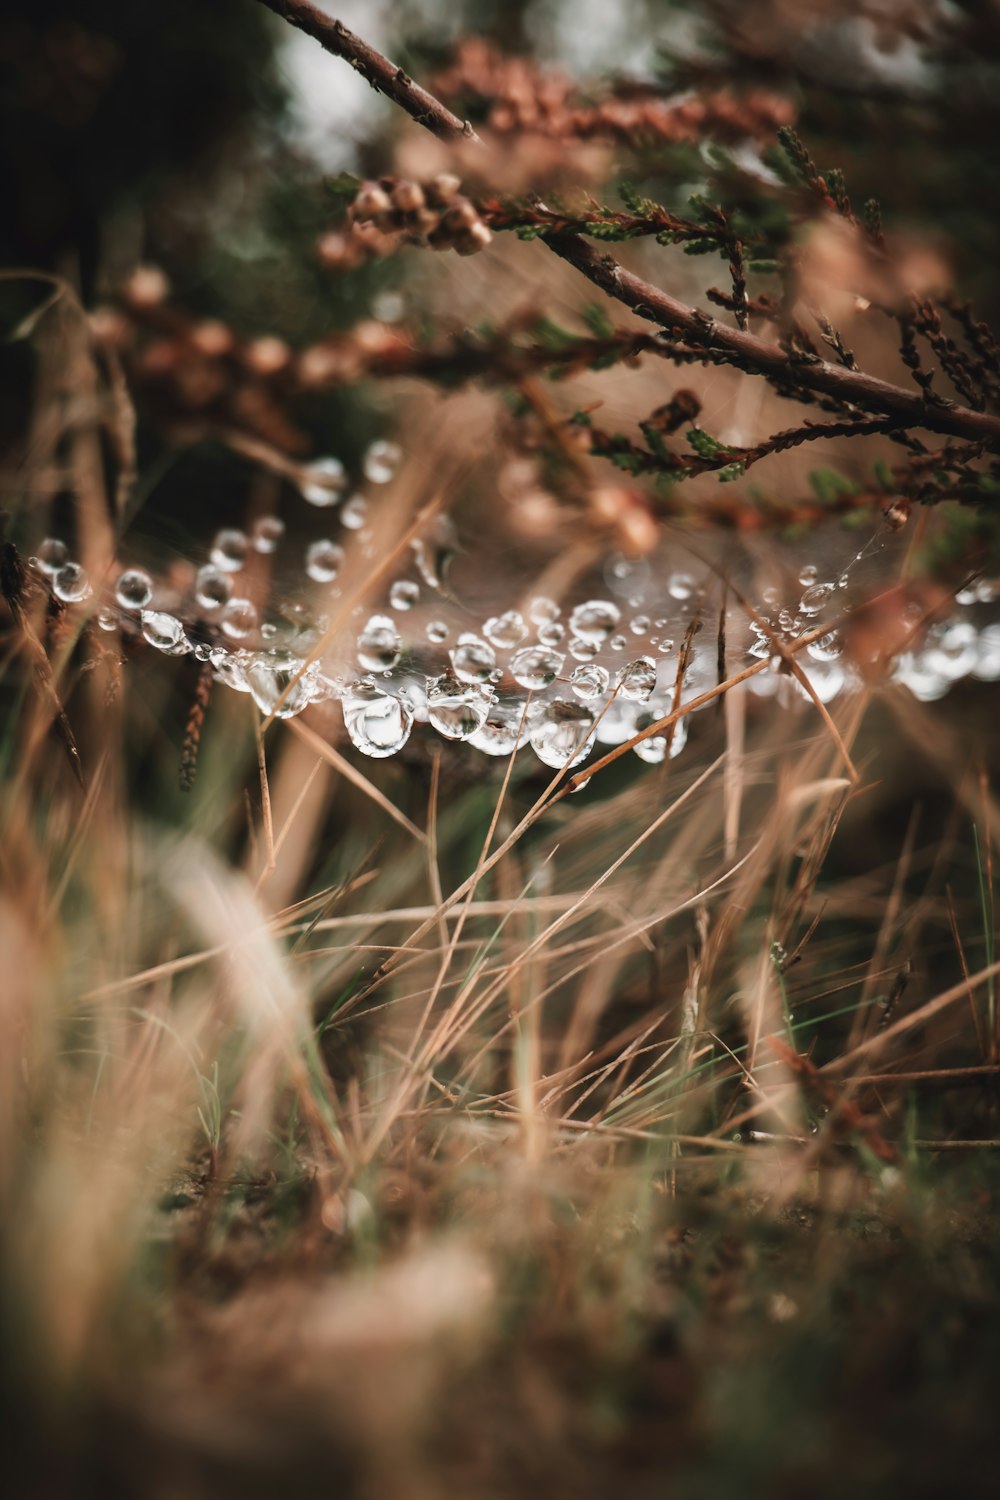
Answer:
[253, 0, 479, 142]
[544, 234, 1000, 451]
[256, 1, 1000, 453]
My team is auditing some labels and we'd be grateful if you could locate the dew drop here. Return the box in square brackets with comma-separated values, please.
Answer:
[798, 564, 818, 587]
[300, 456, 347, 507]
[114, 567, 153, 610]
[306, 539, 345, 583]
[426, 672, 490, 740]
[252, 515, 285, 553]
[630, 614, 650, 636]
[633, 714, 688, 764]
[141, 609, 190, 654]
[668, 572, 696, 601]
[220, 597, 258, 641]
[569, 599, 620, 644]
[570, 663, 609, 700]
[389, 579, 419, 611]
[194, 564, 233, 612]
[36, 538, 68, 576]
[357, 613, 401, 671]
[537, 620, 565, 646]
[210, 528, 249, 573]
[246, 652, 314, 718]
[426, 620, 448, 644]
[342, 681, 414, 757]
[617, 656, 657, 702]
[527, 596, 560, 627]
[510, 645, 564, 690]
[341, 495, 368, 530]
[568, 635, 600, 662]
[529, 699, 596, 770]
[53, 562, 91, 603]
[799, 582, 835, 616]
[483, 610, 527, 649]
[468, 697, 529, 757]
[363, 439, 402, 484]
[450, 632, 496, 684]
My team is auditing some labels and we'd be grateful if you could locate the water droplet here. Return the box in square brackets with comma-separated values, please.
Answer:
[806, 631, 843, 663]
[36, 538, 68, 576]
[528, 597, 560, 627]
[210, 528, 249, 573]
[306, 539, 345, 583]
[426, 672, 490, 740]
[53, 562, 91, 603]
[569, 599, 620, 644]
[468, 697, 529, 757]
[211, 647, 251, 692]
[609, 635, 627, 652]
[537, 620, 565, 646]
[141, 609, 190, 654]
[568, 635, 600, 661]
[389, 579, 419, 611]
[114, 567, 153, 610]
[357, 613, 401, 671]
[450, 633, 496, 684]
[342, 681, 414, 757]
[510, 645, 564, 690]
[529, 699, 596, 769]
[483, 610, 527, 649]
[97, 608, 117, 632]
[246, 651, 314, 718]
[630, 614, 650, 636]
[799, 581, 835, 616]
[426, 620, 448, 644]
[363, 439, 402, 484]
[924, 620, 978, 681]
[798, 564, 818, 587]
[668, 572, 696, 601]
[341, 495, 368, 530]
[570, 663, 609, 700]
[194, 564, 232, 612]
[300, 456, 347, 507]
[220, 597, 258, 641]
[252, 515, 285, 553]
[617, 656, 657, 701]
[634, 715, 689, 764]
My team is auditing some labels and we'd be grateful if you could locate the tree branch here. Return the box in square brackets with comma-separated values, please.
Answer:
[255, 0, 1000, 453]
[544, 234, 1000, 451]
[253, 0, 479, 142]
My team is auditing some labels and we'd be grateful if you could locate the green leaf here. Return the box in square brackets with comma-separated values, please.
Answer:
[687, 427, 730, 459]
[808, 466, 862, 505]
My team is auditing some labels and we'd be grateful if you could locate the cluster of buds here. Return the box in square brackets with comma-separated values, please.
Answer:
[348, 174, 493, 257]
[431, 38, 793, 146]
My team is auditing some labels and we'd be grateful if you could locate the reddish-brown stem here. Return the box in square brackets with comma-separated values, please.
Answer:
[256, 0, 1000, 452]
[253, 0, 479, 141]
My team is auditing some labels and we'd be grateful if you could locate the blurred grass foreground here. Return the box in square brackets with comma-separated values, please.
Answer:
[3, 2, 1000, 1496]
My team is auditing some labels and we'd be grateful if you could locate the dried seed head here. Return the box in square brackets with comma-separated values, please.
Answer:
[454, 221, 493, 256]
[353, 182, 393, 220]
[391, 178, 425, 214]
[883, 497, 911, 532]
[440, 200, 479, 235]
[427, 172, 462, 205]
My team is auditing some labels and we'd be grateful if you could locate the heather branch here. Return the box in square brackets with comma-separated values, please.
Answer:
[543, 235, 1000, 451]
[253, 0, 479, 142]
[251, 1, 1000, 453]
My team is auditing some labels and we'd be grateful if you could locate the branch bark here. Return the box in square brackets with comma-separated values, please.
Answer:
[254, 0, 1000, 453]
[254, 0, 479, 141]
[546, 234, 1000, 450]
